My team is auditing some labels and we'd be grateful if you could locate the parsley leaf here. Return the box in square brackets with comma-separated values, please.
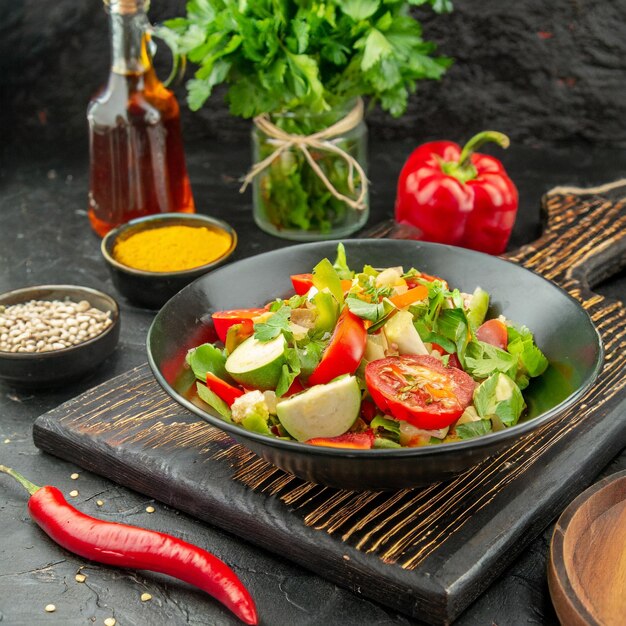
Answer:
[162, 1, 452, 119]
[275, 347, 301, 397]
[464, 340, 518, 380]
[473, 373, 525, 427]
[507, 325, 549, 379]
[254, 306, 292, 342]
[455, 419, 492, 440]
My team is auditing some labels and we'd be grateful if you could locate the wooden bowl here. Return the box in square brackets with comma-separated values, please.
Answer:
[548, 470, 626, 626]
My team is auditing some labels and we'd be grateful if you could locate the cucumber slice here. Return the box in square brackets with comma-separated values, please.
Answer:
[276, 376, 361, 442]
[467, 287, 490, 330]
[225, 335, 287, 390]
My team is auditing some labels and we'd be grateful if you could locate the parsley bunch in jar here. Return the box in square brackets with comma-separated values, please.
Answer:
[161, 0, 452, 240]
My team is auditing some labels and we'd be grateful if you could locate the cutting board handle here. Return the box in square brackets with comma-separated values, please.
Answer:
[507, 181, 626, 297]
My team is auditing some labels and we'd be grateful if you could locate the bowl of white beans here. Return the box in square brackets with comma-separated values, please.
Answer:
[0, 285, 120, 387]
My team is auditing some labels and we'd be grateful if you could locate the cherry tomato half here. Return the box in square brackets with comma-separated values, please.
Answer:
[307, 308, 367, 386]
[212, 308, 266, 343]
[476, 319, 508, 350]
[290, 274, 353, 296]
[365, 355, 475, 429]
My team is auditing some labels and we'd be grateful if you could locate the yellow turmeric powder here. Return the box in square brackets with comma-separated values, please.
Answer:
[113, 224, 233, 272]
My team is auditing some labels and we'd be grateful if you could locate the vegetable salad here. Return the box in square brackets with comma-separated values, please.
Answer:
[186, 245, 548, 450]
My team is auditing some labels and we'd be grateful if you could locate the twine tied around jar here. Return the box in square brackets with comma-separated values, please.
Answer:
[240, 99, 368, 211]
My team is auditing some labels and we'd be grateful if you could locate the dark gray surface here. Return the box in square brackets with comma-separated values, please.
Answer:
[2, 1, 626, 150]
[1, 139, 625, 625]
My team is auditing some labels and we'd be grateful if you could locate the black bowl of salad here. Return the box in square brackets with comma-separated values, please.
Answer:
[147, 239, 603, 490]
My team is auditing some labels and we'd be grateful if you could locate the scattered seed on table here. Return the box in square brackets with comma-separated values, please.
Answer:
[70, 473, 79, 480]
[140, 593, 152, 602]
[96, 500, 104, 507]
[104, 618, 116, 626]
[69, 490, 79, 497]
[75, 573, 87, 583]
[145, 506, 155, 514]
[44, 604, 56, 613]
[0, 299, 113, 354]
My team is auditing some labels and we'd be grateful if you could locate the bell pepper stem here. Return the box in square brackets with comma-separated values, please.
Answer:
[458, 131, 510, 168]
[0, 464, 41, 496]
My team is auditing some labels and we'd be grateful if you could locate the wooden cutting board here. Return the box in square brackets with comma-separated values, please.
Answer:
[33, 182, 626, 625]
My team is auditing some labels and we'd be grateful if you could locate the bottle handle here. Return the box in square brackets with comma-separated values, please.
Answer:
[147, 23, 186, 87]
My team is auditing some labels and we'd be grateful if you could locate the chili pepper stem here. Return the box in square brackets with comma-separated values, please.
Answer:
[0, 464, 40, 495]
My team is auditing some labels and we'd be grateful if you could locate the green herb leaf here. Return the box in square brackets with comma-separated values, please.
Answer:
[455, 419, 492, 440]
[296, 339, 325, 379]
[346, 295, 391, 323]
[161, 0, 451, 120]
[507, 325, 549, 378]
[254, 306, 292, 342]
[186, 343, 232, 382]
[473, 373, 526, 427]
[464, 340, 518, 380]
[333, 243, 353, 280]
[339, 0, 380, 21]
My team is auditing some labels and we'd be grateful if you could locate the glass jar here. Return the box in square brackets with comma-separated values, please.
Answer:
[251, 100, 368, 241]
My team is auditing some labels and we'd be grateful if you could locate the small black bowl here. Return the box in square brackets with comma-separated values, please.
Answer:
[101, 213, 237, 309]
[0, 285, 120, 388]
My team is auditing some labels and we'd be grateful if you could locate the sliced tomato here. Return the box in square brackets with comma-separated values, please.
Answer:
[212, 308, 266, 343]
[365, 355, 475, 429]
[307, 308, 367, 386]
[306, 431, 374, 450]
[290, 273, 352, 296]
[476, 319, 508, 350]
[206, 372, 245, 406]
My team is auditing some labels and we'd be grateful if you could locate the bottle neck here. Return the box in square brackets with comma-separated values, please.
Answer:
[109, 3, 152, 75]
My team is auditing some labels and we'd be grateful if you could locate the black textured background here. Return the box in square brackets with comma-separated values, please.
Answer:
[2, 0, 626, 153]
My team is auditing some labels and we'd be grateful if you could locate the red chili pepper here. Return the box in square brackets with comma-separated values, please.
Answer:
[0, 465, 258, 625]
[394, 131, 519, 255]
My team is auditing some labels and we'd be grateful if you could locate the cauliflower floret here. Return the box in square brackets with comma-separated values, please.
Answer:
[231, 390, 270, 424]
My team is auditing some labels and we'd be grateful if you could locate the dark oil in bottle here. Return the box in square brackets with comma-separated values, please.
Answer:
[87, 55, 194, 236]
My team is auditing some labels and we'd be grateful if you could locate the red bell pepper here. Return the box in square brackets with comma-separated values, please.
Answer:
[307, 308, 367, 387]
[306, 431, 375, 450]
[394, 131, 519, 255]
[206, 372, 245, 406]
[291, 274, 353, 296]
